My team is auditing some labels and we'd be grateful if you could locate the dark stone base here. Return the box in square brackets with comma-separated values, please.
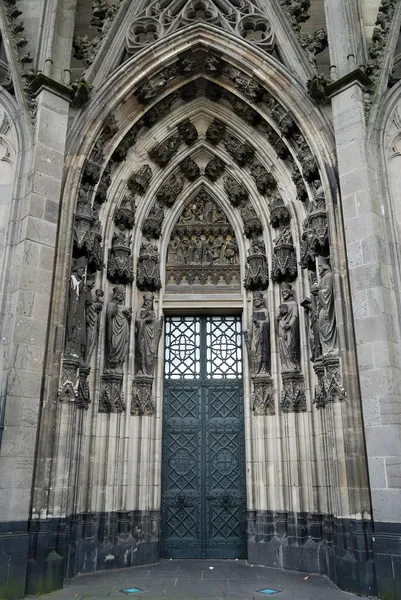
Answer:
[373, 522, 401, 600]
[24, 510, 160, 596]
[0, 522, 29, 599]
[247, 510, 377, 597]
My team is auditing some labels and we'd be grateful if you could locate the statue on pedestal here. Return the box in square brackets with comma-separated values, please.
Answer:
[135, 292, 163, 378]
[276, 283, 300, 372]
[65, 257, 88, 359]
[315, 257, 337, 355]
[244, 292, 270, 377]
[105, 285, 132, 371]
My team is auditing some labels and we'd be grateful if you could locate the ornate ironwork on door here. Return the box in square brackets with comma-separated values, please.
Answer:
[162, 316, 246, 559]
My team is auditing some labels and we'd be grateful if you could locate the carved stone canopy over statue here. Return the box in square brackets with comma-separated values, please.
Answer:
[135, 292, 164, 378]
[107, 222, 134, 284]
[105, 285, 132, 372]
[223, 175, 249, 207]
[137, 240, 162, 292]
[114, 195, 136, 229]
[240, 203, 263, 238]
[244, 238, 269, 290]
[128, 164, 152, 195]
[277, 283, 300, 373]
[244, 292, 271, 377]
[142, 202, 164, 239]
[156, 174, 184, 207]
[314, 257, 337, 356]
[271, 226, 298, 283]
[166, 190, 240, 286]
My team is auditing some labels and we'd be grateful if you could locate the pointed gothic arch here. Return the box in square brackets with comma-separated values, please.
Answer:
[26, 19, 374, 597]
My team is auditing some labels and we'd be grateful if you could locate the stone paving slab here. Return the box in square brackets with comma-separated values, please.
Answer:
[29, 559, 369, 600]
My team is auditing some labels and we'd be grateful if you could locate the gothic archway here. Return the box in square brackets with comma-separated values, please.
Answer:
[28, 19, 372, 597]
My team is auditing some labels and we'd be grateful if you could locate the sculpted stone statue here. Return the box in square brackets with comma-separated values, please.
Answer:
[84, 277, 104, 366]
[276, 283, 300, 372]
[105, 285, 132, 371]
[244, 292, 270, 376]
[315, 257, 337, 355]
[135, 292, 164, 377]
[65, 257, 88, 359]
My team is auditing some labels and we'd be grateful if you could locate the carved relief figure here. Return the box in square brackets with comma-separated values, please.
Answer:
[315, 257, 337, 355]
[135, 292, 164, 377]
[84, 277, 104, 366]
[105, 285, 132, 371]
[244, 292, 270, 376]
[166, 190, 240, 285]
[276, 283, 300, 372]
[65, 257, 88, 358]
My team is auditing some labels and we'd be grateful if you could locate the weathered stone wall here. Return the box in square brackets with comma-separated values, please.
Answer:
[0, 0, 400, 599]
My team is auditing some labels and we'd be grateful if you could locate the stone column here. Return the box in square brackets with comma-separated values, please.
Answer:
[324, 1, 401, 597]
[0, 86, 71, 598]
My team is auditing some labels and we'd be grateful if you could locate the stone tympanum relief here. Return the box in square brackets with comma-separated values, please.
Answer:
[244, 292, 274, 416]
[132, 293, 164, 417]
[99, 285, 132, 413]
[166, 190, 240, 286]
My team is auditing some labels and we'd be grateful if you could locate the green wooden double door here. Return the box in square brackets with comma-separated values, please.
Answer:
[161, 316, 246, 559]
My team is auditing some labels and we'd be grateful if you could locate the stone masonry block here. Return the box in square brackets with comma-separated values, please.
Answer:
[29, 170, 62, 202]
[39, 245, 55, 271]
[346, 241, 363, 269]
[386, 458, 401, 488]
[11, 343, 45, 372]
[0, 456, 35, 490]
[368, 457, 387, 488]
[365, 424, 401, 458]
[340, 166, 370, 198]
[21, 215, 57, 247]
[7, 367, 42, 398]
[355, 314, 394, 345]
[20, 264, 52, 295]
[44, 199, 59, 224]
[33, 142, 64, 180]
[12, 315, 48, 347]
[0, 425, 38, 459]
[379, 399, 401, 426]
[32, 293, 51, 321]
[371, 488, 401, 522]
[35, 104, 69, 154]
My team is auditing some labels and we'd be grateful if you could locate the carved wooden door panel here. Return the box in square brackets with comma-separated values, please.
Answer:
[161, 316, 246, 559]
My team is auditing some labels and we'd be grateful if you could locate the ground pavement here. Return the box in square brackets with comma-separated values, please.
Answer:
[27, 559, 370, 600]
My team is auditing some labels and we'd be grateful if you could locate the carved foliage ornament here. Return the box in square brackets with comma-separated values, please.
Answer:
[224, 175, 248, 207]
[205, 156, 225, 181]
[126, 1, 275, 56]
[156, 174, 184, 207]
